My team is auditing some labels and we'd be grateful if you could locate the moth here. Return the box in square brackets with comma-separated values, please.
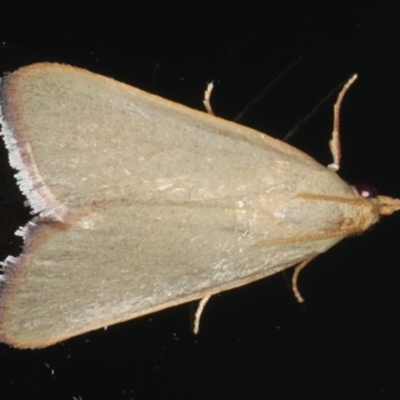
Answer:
[0, 63, 398, 348]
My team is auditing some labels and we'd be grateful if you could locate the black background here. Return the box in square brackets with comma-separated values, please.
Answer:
[0, 2, 400, 399]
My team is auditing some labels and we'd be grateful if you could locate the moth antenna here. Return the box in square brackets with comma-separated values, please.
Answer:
[234, 56, 303, 122]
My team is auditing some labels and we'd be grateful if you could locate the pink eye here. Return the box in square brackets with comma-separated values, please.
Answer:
[353, 183, 378, 199]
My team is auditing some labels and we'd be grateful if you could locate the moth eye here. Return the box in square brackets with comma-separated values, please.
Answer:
[353, 183, 378, 199]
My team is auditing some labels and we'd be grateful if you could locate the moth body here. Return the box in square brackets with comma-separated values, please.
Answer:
[0, 64, 398, 348]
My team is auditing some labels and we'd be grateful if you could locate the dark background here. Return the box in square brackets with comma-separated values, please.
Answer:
[0, 2, 399, 399]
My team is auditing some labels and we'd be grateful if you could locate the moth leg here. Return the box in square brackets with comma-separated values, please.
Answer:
[291, 254, 319, 303]
[203, 82, 215, 115]
[328, 74, 358, 172]
[193, 295, 212, 334]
